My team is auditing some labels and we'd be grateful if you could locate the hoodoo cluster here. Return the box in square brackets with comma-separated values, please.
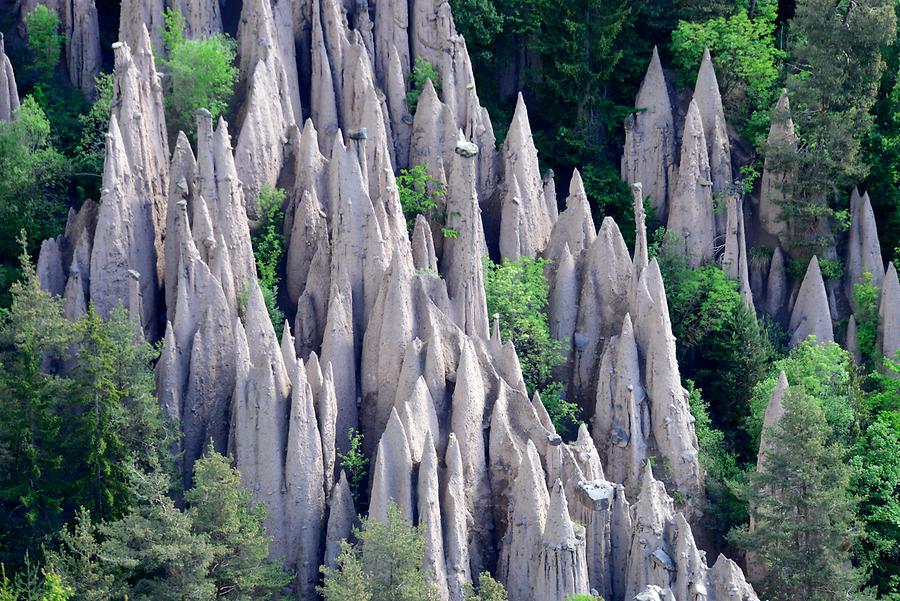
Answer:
[3, 0, 891, 599]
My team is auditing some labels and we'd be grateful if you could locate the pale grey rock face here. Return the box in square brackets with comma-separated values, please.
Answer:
[846, 191, 884, 311]
[846, 315, 862, 364]
[37, 238, 65, 297]
[0, 34, 21, 121]
[624, 465, 675, 601]
[759, 90, 796, 241]
[544, 169, 597, 269]
[373, 0, 410, 83]
[498, 94, 553, 260]
[286, 189, 328, 305]
[722, 194, 755, 313]
[317, 360, 338, 495]
[383, 43, 413, 169]
[709, 554, 760, 601]
[65, 0, 102, 98]
[692, 48, 732, 196]
[106, 34, 169, 337]
[412, 214, 439, 272]
[442, 142, 490, 338]
[450, 337, 492, 572]
[284, 359, 325, 598]
[113, 31, 169, 282]
[234, 52, 295, 219]
[324, 470, 356, 569]
[878, 262, 900, 361]
[667, 99, 715, 267]
[497, 440, 549, 601]
[573, 217, 633, 408]
[622, 47, 676, 222]
[163, 132, 198, 323]
[531, 480, 590, 601]
[765, 246, 788, 319]
[369, 407, 415, 523]
[593, 314, 647, 494]
[320, 277, 359, 456]
[89, 115, 156, 338]
[170, 0, 222, 38]
[633, 261, 704, 512]
[442, 433, 471, 601]
[419, 432, 450, 600]
[118, 0, 163, 53]
[789, 256, 834, 347]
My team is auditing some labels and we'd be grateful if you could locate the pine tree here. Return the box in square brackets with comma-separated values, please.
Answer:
[186, 449, 290, 599]
[320, 502, 439, 601]
[731, 389, 862, 601]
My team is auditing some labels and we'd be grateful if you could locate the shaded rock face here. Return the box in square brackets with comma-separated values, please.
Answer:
[0, 35, 19, 121]
[622, 48, 675, 223]
[37, 2, 763, 600]
[789, 256, 834, 347]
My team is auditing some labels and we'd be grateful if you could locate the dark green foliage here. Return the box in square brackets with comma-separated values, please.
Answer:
[72, 73, 114, 201]
[337, 429, 369, 506]
[51, 452, 288, 601]
[853, 271, 880, 367]
[658, 249, 777, 461]
[396, 164, 455, 238]
[731, 389, 862, 601]
[670, 0, 784, 144]
[850, 414, 900, 598]
[0, 248, 171, 570]
[484, 256, 579, 436]
[0, 98, 70, 303]
[406, 58, 441, 113]
[748, 340, 861, 450]
[465, 572, 508, 601]
[579, 163, 634, 247]
[159, 8, 238, 135]
[251, 184, 287, 337]
[686, 381, 747, 544]
[770, 0, 897, 258]
[24, 6, 64, 81]
[320, 502, 439, 601]
[185, 450, 291, 599]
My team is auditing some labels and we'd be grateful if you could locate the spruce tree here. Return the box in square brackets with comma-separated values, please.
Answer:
[732, 389, 862, 601]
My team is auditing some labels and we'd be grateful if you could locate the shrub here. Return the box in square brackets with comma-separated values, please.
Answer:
[24, 5, 64, 80]
[249, 185, 286, 336]
[320, 502, 439, 601]
[396, 164, 456, 238]
[853, 271, 880, 367]
[337, 429, 368, 506]
[159, 8, 238, 135]
[465, 572, 508, 601]
[406, 58, 441, 113]
[484, 256, 579, 436]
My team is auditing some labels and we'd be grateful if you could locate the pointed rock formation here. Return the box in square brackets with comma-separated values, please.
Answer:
[443, 433, 471, 601]
[442, 137, 490, 338]
[498, 94, 553, 259]
[170, 0, 222, 38]
[573, 217, 633, 407]
[37, 239, 65, 297]
[846, 191, 884, 311]
[0, 34, 20, 121]
[709, 554, 760, 601]
[324, 471, 356, 569]
[419, 432, 450, 600]
[117, 0, 164, 52]
[318, 361, 338, 494]
[759, 90, 796, 241]
[622, 47, 676, 221]
[722, 194, 755, 312]
[789, 256, 834, 347]
[532, 480, 590, 601]
[667, 99, 714, 267]
[284, 360, 325, 598]
[693, 49, 733, 213]
[878, 262, 900, 361]
[369, 408, 415, 523]
[412, 214, 439, 272]
[286, 188, 329, 305]
[765, 246, 788, 319]
[498, 441, 549, 601]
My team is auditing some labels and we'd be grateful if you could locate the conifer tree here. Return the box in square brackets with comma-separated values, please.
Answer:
[732, 389, 862, 601]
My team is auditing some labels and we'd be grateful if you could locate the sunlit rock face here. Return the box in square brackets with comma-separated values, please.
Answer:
[34, 2, 766, 599]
